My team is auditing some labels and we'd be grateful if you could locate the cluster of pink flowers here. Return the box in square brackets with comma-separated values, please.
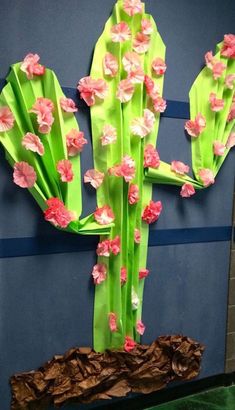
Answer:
[221, 34, 235, 59]
[142, 200, 162, 224]
[144, 144, 160, 168]
[144, 75, 167, 113]
[77, 76, 108, 106]
[13, 161, 37, 188]
[185, 113, 206, 138]
[109, 155, 136, 182]
[0, 106, 15, 132]
[94, 205, 115, 225]
[92, 263, 107, 285]
[84, 169, 104, 189]
[44, 197, 76, 228]
[30, 97, 54, 134]
[131, 108, 155, 137]
[205, 51, 226, 80]
[66, 129, 87, 157]
[20, 53, 45, 80]
[56, 159, 74, 182]
[96, 235, 120, 257]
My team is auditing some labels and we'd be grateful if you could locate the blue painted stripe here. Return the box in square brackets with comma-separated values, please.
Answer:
[0, 227, 232, 258]
[0, 80, 190, 119]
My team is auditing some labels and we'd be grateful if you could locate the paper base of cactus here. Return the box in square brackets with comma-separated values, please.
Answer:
[10, 335, 204, 410]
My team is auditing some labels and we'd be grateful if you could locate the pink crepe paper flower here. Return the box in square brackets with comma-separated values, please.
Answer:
[209, 93, 224, 112]
[205, 51, 214, 69]
[131, 109, 155, 137]
[136, 320, 145, 335]
[139, 268, 149, 279]
[84, 169, 104, 189]
[142, 200, 162, 224]
[225, 74, 235, 89]
[144, 75, 160, 100]
[111, 22, 131, 43]
[124, 336, 136, 352]
[198, 169, 215, 187]
[0, 106, 15, 132]
[109, 155, 136, 182]
[77, 76, 108, 106]
[94, 205, 115, 225]
[121, 267, 127, 285]
[128, 67, 145, 84]
[152, 57, 167, 76]
[92, 263, 107, 285]
[103, 53, 119, 77]
[66, 129, 88, 156]
[13, 161, 37, 188]
[109, 313, 118, 332]
[227, 98, 235, 122]
[226, 132, 235, 148]
[134, 228, 141, 244]
[60, 97, 78, 113]
[144, 144, 160, 168]
[116, 79, 135, 103]
[22, 132, 44, 156]
[110, 236, 121, 255]
[128, 184, 139, 205]
[133, 33, 150, 54]
[56, 159, 74, 182]
[221, 34, 235, 59]
[44, 197, 76, 228]
[180, 183, 195, 198]
[100, 124, 117, 146]
[213, 140, 226, 156]
[30, 97, 54, 134]
[20, 53, 45, 80]
[141, 18, 153, 35]
[171, 160, 190, 176]
[185, 113, 206, 138]
[123, 0, 143, 16]
[205, 51, 226, 80]
[153, 96, 167, 113]
[96, 239, 111, 257]
[123, 52, 141, 72]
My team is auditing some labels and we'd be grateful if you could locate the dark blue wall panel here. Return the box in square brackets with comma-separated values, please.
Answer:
[0, 1, 234, 409]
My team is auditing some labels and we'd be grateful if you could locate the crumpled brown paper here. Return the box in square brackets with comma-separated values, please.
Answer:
[10, 335, 204, 409]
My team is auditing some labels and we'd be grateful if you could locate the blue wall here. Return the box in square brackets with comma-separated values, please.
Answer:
[0, 1, 234, 409]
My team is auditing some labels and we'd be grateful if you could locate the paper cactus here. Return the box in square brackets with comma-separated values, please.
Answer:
[0, 0, 234, 359]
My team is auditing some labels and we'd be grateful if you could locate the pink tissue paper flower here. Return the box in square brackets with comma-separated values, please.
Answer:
[153, 96, 167, 113]
[142, 200, 162, 224]
[226, 132, 235, 148]
[141, 18, 153, 35]
[124, 336, 136, 352]
[205, 51, 226, 80]
[123, 52, 141, 73]
[92, 263, 107, 285]
[109, 155, 136, 182]
[110, 235, 121, 255]
[171, 160, 189, 175]
[136, 320, 145, 335]
[139, 268, 149, 279]
[121, 267, 127, 285]
[227, 97, 235, 122]
[66, 129, 87, 156]
[144, 75, 160, 100]
[213, 140, 226, 156]
[111, 22, 131, 43]
[131, 109, 155, 137]
[109, 313, 118, 332]
[20, 53, 45, 80]
[225, 74, 235, 89]
[209, 92, 224, 112]
[84, 169, 104, 189]
[100, 124, 117, 146]
[128, 67, 145, 84]
[123, 0, 143, 16]
[128, 184, 139, 205]
[22, 132, 44, 156]
[180, 183, 195, 198]
[221, 34, 235, 59]
[103, 53, 119, 77]
[134, 228, 141, 244]
[133, 32, 150, 54]
[60, 97, 78, 113]
[96, 239, 111, 257]
[94, 205, 115, 225]
[30, 97, 54, 134]
[198, 169, 215, 187]
[0, 106, 15, 132]
[44, 197, 76, 228]
[13, 161, 37, 188]
[185, 113, 206, 137]
[116, 79, 135, 103]
[56, 159, 74, 182]
[152, 57, 167, 76]
[144, 144, 160, 168]
[77, 76, 108, 106]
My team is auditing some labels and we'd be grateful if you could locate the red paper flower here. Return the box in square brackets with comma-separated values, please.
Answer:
[209, 93, 224, 112]
[94, 205, 115, 225]
[133, 33, 150, 54]
[60, 97, 78, 113]
[44, 197, 76, 228]
[13, 161, 37, 188]
[103, 53, 119, 77]
[56, 159, 74, 182]
[180, 183, 195, 198]
[144, 144, 160, 168]
[134, 228, 141, 244]
[84, 169, 104, 189]
[110, 236, 121, 255]
[92, 263, 107, 285]
[139, 268, 149, 279]
[22, 132, 44, 156]
[30, 97, 54, 134]
[128, 184, 139, 205]
[121, 267, 127, 285]
[221, 34, 235, 59]
[152, 57, 167, 76]
[66, 129, 87, 156]
[110, 22, 131, 43]
[109, 313, 118, 332]
[142, 200, 162, 224]
[116, 79, 135, 103]
[171, 160, 189, 176]
[136, 320, 146, 335]
[185, 113, 206, 138]
[124, 336, 136, 352]
[20, 53, 45, 79]
[123, 0, 143, 16]
[77, 76, 108, 106]
[0, 106, 15, 132]
[198, 169, 215, 187]
[213, 141, 226, 156]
